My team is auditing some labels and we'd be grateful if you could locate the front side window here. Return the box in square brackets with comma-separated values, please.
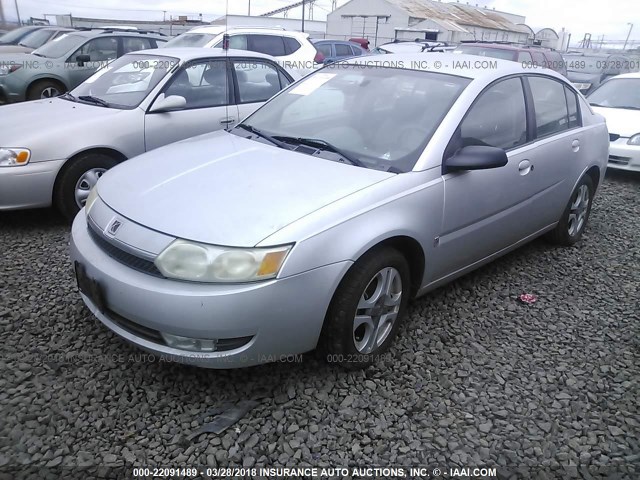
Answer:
[517, 51, 533, 63]
[241, 66, 470, 172]
[234, 61, 286, 104]
[71, 54, 176, 109]
[163, 60, 229, 109]
[528, 76, 570, 137]
[70, 37, 118, 63]
[247, 35, 286, 57]
[459, 77, 527, 150]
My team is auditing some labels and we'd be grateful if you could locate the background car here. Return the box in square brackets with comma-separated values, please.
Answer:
[163, 26, 325, 72]
[0, 29, 167, 103]
[0, 27, 76, 54]
[70, 54, 608, 370]
[454, 42, 568, 76]
[311, 39, 368, 64]
[0, 48, 297, 219]
[587, 72, 640, 172]
[563, 52, 634, 94]
[371, 41, 452, 54]
[0, 26, 47, 46]
[349, 38, 370, 51]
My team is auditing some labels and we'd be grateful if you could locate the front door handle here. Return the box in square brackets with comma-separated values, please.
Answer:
[518, 159, 533, 176]
[572, 139, 580, 152]
[220, 118, 236, 125]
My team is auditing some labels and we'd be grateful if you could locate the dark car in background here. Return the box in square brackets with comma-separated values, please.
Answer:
[563, 52, 635, 95]
[0, 26, 48, 46]
[0, 27, 76, 54]
[311, 39, 368, 64]
[455, 42, 568, 76]
[0, 29, 167, 103]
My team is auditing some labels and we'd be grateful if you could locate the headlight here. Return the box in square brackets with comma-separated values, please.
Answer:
[154, 239, 293, 283]
[0, 148, 30, 167]
[573, 82, 591, 91]
[0, 64, 21, 76]
[628, 134, 640, 146]
[85, 186, 99, 216]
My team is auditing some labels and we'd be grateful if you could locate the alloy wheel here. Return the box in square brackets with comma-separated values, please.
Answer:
[568, 184, 590, 237]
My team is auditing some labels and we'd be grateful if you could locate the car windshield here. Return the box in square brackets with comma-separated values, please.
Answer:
[70, 54, 178, 109]
[164, 33, 217, 48]
[564, 56, 607, 74]
[0, 27, 37, 44]
[239, 64, 470, 173]
[33, 33, 84, 58]
[18, 29, 54, 49]
[588, 78, 640, 109]
[454, 46, 516, 61]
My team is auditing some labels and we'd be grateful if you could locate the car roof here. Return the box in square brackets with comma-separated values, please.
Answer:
[65, 29, 165, 39]
[183, 25, 307, 38]
[459, 43, 537, 52]
[609, 72, 640, 79]
[127, 47, 279, 62]
[342, 53, 567, 82]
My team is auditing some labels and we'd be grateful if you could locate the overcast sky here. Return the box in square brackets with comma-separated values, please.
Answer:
[3, 0, 639, 45]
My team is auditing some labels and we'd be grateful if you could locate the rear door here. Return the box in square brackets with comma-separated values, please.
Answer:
[144, 58, 238, 151]
[436, 76, 541, 278]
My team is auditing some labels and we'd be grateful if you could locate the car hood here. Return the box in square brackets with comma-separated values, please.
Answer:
[0, 52, 38, 64]
[0, 45, 33, 54]
[591, 106, 640, 137]
[0, 98, 127, 158]
[98, 131, 394, 247]
[567, 71, 600, 83]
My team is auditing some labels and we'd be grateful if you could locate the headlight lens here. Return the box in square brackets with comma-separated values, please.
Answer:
[573, 82, 591, 91]
[0, 148, 30, 167]
[628, 134, 640, 146]
[85, 186, 99, 216]
[154, 240, 292, 283]
[0, 64, 21, 76]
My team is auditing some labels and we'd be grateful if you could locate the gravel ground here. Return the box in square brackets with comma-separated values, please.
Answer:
[0, 171, 638, 479]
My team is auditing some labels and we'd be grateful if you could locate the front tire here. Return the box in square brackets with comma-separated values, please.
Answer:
[546, 175, 594, 246]
[27, 79, 65, 101]
[321, 247, 411, 370]
[55, 153, 119, 221]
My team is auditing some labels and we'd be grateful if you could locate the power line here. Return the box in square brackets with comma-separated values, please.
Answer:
[27, 0, 223, 16]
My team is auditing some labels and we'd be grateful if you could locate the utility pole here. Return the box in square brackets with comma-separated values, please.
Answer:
[14, 0, 21, 24]
[0, 2, 5, 26]
[623, 23, 633, 50]
[301, 0, 305, 32]
[248, 0, 251, 16]
[163, 10, 166, 21]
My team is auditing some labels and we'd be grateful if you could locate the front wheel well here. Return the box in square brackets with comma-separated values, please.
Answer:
[360, 236, 425, 298]
[52, 148, 127, 202]
[27, 78, 67, 97]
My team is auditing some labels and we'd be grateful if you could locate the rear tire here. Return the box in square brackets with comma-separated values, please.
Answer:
[321, 247, 411, 370]
[55, 153, 119, 221]
[27, 79, 65, 101]
[546, 175, 594, 246]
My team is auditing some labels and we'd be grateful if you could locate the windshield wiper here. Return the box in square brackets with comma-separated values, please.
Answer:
[59, 92, 77, 102]
[78, 95, 110, 108]
[276, 136, 367, 168]
[31, 52, 45, 57]
[235, 124, 291, 150]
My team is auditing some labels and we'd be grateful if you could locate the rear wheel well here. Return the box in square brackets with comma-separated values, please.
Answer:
[52, 148, 127, 202]
[363, 236, 425, 298]
[585, 165, 600, 188]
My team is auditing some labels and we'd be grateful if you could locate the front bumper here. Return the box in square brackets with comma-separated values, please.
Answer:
[0, 159, 66, 210]
[70, 213, 352, 368]
[607, 139, 640, 172]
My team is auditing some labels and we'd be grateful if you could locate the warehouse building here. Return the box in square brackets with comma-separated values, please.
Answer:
[326, 0, 531, 46]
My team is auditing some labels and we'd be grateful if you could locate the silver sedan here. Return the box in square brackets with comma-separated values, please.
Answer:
[70, 55, 609, 369]
[0, 48, 297, 219]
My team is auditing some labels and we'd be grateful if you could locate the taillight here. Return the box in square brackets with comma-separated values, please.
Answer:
[314, 51, 325, 64]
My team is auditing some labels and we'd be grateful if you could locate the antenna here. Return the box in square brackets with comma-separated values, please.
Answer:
[224, 0, 230, 132]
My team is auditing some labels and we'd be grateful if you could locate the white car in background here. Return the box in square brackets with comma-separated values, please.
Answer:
[588, 72, 640, 172]
[163, 26, 324, 74]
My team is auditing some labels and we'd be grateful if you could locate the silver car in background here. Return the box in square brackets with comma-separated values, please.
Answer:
[0, 48, 297, 219]
[71, 55, 609, 369]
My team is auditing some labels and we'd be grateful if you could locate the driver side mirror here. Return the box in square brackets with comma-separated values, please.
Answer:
[444, 146, 508, 174]
[149, 94, 187, 113]
[76, 54, 90, 67]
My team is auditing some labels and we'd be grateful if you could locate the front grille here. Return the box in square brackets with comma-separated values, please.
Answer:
[88, 226, 163, 277]
[609, 133, 620, 142]
[609, 155, 631, 166]
[107, 309, 253, 352]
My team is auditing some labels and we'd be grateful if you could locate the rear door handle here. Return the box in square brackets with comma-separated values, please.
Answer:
[220, 118, 235, 125]
[518, 159, 533, 175]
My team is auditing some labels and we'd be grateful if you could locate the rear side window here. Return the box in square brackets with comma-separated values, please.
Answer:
[530, 51, 546, 68]
[459, 77, 527, 150]
[517, 51, 533, 63]
[564, 86, 581, 128]
[351, 46, 363, 56]
[528, 76, 570, 137]
[247, 35, 286, 57]
[283, 37, 301, 54]
[335, 44, 352, 57]
[233, 60, 284, 103]
[122, 37, 152, 54]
